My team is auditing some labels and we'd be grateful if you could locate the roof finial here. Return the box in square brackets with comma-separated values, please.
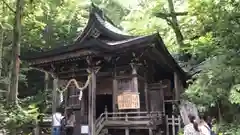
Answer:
[90, 2, 104, 18]
[91, 1, 96, 8]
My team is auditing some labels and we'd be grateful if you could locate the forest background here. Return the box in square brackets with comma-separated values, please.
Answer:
[0, 0, 239, 134]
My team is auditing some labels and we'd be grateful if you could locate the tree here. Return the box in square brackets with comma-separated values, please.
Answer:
[180, 1, 240, 133]
[121, 0, 188, 51]
[165, 0, 184, 47]
[0, 0, 239, 134]
[8, 0, 24, 104]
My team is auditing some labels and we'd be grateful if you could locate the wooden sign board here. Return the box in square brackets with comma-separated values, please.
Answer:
[117, 92, 140, 110]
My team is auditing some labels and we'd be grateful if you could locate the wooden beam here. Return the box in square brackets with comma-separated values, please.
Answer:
[107, 126, 154, 129]
[56, 64, 133, 79]
[144, 72, 149, 112]
[115, 74, 145, 80]
[28, 50, 95, 65]
[112, 67, 117, 112]
[58, 71, 112, 79]
[88, 68, 96, 135]
[58, 72, 147, 81]
[53, 64, 129, 75]
[174, 72, 180, 100]
[28, 50, 133, 67]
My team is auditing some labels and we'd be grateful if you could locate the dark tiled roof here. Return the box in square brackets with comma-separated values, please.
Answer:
[21, 4, 134, 60]
[21, 4, 189, 80]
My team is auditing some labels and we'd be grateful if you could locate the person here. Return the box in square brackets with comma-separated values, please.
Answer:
[199, 115, 215, 135]
[206, 116, 213, 129]
[184, 114, 200, 135]
[65, 109, 76, 135]
[52, 107, 64, 135]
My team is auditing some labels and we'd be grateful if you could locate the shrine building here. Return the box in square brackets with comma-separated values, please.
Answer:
[21, 4, 188, 135]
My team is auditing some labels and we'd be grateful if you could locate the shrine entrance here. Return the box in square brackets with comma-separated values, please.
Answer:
[96, 94, 113, 118]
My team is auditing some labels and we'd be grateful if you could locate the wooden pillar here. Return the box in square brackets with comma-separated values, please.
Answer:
[125, 129, 129, 135]
[112, 71, 117, 112]
[132, 64, 138, 92]
[112, 64, 117, 113]
[131, 63, 140, 112]
[160, 81, 165, 114]
[88, 68, 96, 135]
[64, 82, 68, 110]
[52, 77, 58, 113]
[179, 79, 184, 94]
[125, 114, 129, 135]
[44, 72, 49, 92]
[80, 92, 85, 122]
[144, 72, 149, 112]
[174, 72, 180, 101]
[149, 129, 153, 135]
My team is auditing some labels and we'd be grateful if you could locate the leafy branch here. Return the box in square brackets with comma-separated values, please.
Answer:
[154, 12, 188, 18]
[1, 0, 15, 13]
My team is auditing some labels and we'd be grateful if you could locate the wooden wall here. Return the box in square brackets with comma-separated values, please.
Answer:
[96, 78, 113, 95]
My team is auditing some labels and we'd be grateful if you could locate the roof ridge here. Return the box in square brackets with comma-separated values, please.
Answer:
[90, 3, 115, 26]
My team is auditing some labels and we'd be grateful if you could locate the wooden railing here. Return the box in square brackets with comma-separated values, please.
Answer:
[95, 111, 163, 135]
[166, 115, 181, 135]
[40, 111, 163, 135]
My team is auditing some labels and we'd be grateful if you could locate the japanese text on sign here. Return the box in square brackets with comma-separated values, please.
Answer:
[117, 92, 140, 110]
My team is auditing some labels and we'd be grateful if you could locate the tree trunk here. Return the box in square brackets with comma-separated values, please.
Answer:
[0, 2, 6, 97]
[167, 0, 184, 47]
[7, 0, 24, 104]
[0, 30, 3, 78]
[0, 27, 3, 98]
[34, 72, 49, 135]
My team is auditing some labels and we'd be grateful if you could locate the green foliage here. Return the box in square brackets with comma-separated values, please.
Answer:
[21, 0, 90, 51]
[0, 0, 240, 134]
[0, 101, 39, 130]
[121, 0, 165, 35]
[178, 128, 183, 135]
[185, 32, 216, 62]
[182, 0, 240, 126]
[0, 89, 51, 133]
[121, 0, 188, 52]
[92, 0, 130, 25]
[229, 84, 240, 104]
[217, 123, 240, 135]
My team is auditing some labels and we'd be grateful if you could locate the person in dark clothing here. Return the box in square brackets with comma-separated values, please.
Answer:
[200, 115, 213, 129]
[65, 109, 75, 135]
[206, 116, 213, 129]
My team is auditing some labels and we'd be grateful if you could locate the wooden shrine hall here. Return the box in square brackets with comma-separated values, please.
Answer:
[22, 4, 188, 135]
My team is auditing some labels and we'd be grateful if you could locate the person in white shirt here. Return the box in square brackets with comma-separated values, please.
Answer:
[52, 107, 64, 135]
[65, 108, 76, 135]
[199, 115, 211, 135]
[184, 114, 201, 135]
